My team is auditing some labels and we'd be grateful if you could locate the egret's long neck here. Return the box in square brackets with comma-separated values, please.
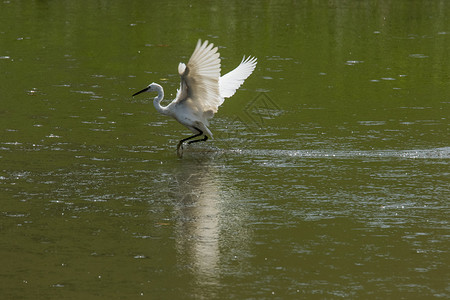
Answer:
[152, 84, 168, 115]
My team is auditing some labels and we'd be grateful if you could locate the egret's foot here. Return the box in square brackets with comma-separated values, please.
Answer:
[176, 141, 184, 158]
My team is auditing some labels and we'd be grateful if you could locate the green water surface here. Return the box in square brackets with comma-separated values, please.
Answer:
[1, 1, 449, 299]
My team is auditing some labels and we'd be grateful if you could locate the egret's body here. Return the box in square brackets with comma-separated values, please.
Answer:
[132, 39, 257, 156]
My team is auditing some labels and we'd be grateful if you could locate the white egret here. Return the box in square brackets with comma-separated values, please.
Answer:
[132, 39, 257, 156]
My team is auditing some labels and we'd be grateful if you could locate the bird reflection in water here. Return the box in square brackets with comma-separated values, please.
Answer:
[167, 157, 251, 294]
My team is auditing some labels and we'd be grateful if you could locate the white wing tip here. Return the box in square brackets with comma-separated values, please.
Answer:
[242, 55, 258, 66]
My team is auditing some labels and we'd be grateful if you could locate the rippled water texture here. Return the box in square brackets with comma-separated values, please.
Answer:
[1, 0, 449, 299]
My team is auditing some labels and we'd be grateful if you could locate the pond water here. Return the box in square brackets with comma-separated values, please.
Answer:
[1, 0, 449, 298]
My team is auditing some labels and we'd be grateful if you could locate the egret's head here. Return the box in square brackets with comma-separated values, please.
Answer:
[132, 82, 161, 96]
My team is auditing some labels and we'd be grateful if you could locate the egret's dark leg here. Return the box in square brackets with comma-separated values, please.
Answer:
[188, 135, 208, 144]
[179, 128, 204, 144]
[176, 127, 207, 156]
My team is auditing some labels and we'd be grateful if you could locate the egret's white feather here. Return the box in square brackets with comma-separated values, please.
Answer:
[176, 40, 221, 119]
[219, 56, 257, 101]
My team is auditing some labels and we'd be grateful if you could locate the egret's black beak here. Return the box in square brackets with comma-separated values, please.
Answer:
[132, 87, 150, 97]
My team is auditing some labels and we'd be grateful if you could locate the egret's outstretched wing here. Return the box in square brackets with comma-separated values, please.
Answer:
[175, 40, 221, 116]
[219, 56, 257, 102]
